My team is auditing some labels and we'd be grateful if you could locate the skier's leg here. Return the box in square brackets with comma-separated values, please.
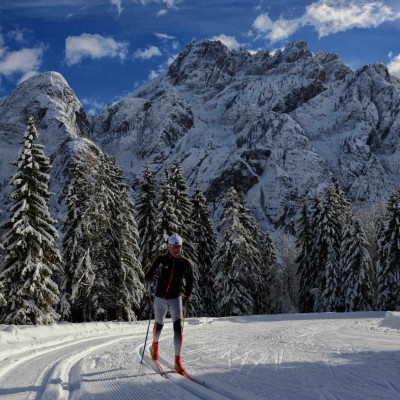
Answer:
[169, 297, 183, 356]
[153, 297, 168, 343]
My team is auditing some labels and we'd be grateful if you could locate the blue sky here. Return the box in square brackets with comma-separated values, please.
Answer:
[1, 0, 400, 114]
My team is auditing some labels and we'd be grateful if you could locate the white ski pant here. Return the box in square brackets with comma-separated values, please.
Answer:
[153, 296, 183, 356]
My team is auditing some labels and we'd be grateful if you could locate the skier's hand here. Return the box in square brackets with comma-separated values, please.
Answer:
[154, 265, 163, 279]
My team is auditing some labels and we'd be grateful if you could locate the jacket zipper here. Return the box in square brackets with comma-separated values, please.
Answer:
[164, 258, 175, 298]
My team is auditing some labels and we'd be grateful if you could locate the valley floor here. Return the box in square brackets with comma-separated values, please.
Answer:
[1, 311, 400, 400]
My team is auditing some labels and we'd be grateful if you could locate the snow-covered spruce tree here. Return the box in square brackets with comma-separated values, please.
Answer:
[296, 196, 314, 313]
[136, 161, 157, 269]
[307, 194, 325, 311]
[169, 158, 200, 317]
[115, 178, 144, 321]
[236, 192, 264, 314]
[191, 180, 217, 316]
[0, 216, 6, 307]
[61, 147, 99, 322]
[275, 234, 300, 313]
[213, 187, 257, 317]
[377, 189, 400, 311]
[320, 186, 343, 312]
[0, 115, 61, 325]
[140, 166, 180, 319]
[341, 216, 374, 311]
[261, 230, 277, 314]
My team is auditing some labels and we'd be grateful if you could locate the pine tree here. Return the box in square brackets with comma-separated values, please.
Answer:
[0, 214, 6, 307]
[236, 192, 264, 314]
[377, 189, 400, 311]
[0, 115, 61, 325]
[116, 182, 144, 321]
[341, 217, 374, 311]
[307, 194, 325, 311]
[136, 161, 157, 268]
[320, 186, 343, 312]
[191, 180, 217, 316]
[261, 230, 277, 314]
[213, 187, 257, 317]
[152, 165, 180, 255]
[296, 196, 314, 313]
[60, 147, 99, 322]
[170, 159, 200, 316]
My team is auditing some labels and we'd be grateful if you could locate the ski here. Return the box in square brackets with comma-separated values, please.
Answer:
[172, 369, 206, 386]
[144, 355, 168, 378]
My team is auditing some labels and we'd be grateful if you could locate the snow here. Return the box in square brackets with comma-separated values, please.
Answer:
[1, 311, 400, 399]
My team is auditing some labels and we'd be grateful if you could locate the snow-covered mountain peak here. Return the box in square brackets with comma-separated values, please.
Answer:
[1, 39, 400, 233]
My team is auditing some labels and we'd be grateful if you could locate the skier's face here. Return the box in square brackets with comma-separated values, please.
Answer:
[168, 244, 182, 258]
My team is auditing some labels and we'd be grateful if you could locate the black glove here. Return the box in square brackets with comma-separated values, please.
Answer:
[154, 265, 163, 279]
[182, 296, 190, 307]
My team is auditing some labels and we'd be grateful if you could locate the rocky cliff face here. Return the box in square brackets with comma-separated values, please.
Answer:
[0, 71, 96, 224]
[1, 40, 400, 233]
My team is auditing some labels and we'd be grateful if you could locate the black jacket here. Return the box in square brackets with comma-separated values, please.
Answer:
[145, 252, 194, 299]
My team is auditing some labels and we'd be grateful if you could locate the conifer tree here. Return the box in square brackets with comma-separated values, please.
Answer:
[341, 217, 374, 311]
[377, 189, 400, 311]
[116, 183, 144, 321]
[60, 147, 99, 322]
[236, 192, 264, 313]
[0, 221, 6, 307]
[152, 165, 180, 256]
[320, 186, 343, 312]
[170, 159, 200, 316]
[261, 230, 277, 314]
[0, 115, 61, 325]
[213, 187, 257, 316]
[191, 180, 217, 316]
[136, 161, 157, 268]
[296, 196, 314, 313]
[307, 194, 325, 311]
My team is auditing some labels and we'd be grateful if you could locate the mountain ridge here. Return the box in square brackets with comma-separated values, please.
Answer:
[1, 39, 400, 233]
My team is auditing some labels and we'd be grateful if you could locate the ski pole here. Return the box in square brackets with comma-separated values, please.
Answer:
[140, 277, 159, 365]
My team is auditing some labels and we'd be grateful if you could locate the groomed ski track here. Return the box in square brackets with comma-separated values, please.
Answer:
[1, 312, 400, 400]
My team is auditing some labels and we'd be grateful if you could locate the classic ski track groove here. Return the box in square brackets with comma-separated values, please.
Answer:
[0, 332, 140, 400]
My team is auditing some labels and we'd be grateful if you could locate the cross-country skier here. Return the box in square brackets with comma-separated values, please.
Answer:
[145, 233, 194, 373]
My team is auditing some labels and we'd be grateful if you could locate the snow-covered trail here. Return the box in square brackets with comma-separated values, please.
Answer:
[1, 312, 400, 400]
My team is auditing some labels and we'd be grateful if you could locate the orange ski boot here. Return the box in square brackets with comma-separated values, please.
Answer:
[150, 341, 159, 360]
[174, 355, 186, 373]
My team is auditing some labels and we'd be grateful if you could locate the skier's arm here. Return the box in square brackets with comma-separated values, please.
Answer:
[184, 260, 194, 299]
[145, 256, 161, 282]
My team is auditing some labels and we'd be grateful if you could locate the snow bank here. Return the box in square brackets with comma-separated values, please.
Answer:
[0, 320, 143, 354]
[380, 311, 400, 330]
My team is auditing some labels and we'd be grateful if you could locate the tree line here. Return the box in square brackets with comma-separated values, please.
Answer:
[0, 116, 399, 325]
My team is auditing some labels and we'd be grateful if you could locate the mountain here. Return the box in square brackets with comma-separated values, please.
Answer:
[0, 71, 99, 224]
[1, 40, 400, 232]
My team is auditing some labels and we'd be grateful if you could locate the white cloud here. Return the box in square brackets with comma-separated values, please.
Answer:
[0, 47, 43, 77]
[157, 9, 168, 17]
[65, 33, 128, 66]
[210, 34, 242, 49]
[82, 97, 106, 115]
[167, 53, 179, 65]
[7, 28, 27, 43]
[134, 45, 162, 59]
[155, 33, 175, 40]
[388, 51, 393, 59]
[148, 70, 159, 80]
[172, 41, 179, 50]
[388, 54, 400, 79]
[17, 70, 39, 84]
[253, 0, 400, 43]
[111, 0, 123, 16]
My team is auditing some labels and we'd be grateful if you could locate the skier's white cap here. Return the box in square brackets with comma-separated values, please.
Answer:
[168, 233, 183, 246]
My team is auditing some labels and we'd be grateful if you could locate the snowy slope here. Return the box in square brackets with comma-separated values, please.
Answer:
[1, 312, 400, 399]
